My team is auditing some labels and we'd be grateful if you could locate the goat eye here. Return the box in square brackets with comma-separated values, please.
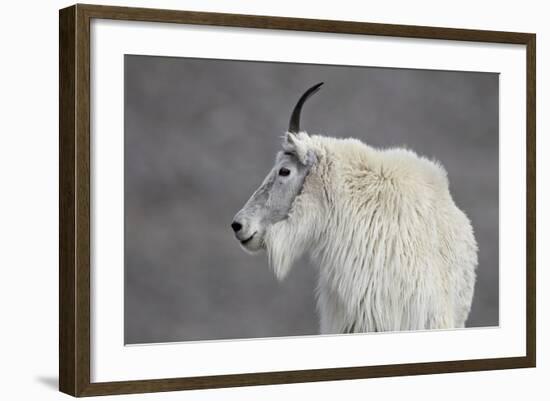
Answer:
[278, 167, 291, 177]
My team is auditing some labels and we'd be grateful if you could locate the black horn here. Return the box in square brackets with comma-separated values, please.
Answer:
[288, 82, 324, 133]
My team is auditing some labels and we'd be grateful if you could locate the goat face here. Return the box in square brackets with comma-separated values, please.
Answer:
[231, 83, 323, 253]
[231, 142, 315, 253]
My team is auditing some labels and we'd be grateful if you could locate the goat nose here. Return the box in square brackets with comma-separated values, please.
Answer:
[231, 221, 242, 233]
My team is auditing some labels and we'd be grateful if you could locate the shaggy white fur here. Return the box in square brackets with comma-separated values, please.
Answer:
[265, 132, 478, 333]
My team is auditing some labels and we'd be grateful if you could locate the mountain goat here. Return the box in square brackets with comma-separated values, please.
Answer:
[231, 83, 478, 334]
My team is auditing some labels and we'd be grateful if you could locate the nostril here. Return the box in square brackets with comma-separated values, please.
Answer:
[231, 221, 242, 233]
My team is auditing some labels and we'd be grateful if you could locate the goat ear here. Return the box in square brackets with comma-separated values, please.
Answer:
[283, 132, 314, 166]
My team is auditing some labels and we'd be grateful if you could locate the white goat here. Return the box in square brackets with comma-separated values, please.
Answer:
[232, 83, 478, 333]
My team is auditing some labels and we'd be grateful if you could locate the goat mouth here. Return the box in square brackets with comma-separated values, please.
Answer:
[240, 233, 256, 245]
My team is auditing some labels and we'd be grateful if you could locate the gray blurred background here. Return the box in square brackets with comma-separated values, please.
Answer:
[124, 55, 499, 344]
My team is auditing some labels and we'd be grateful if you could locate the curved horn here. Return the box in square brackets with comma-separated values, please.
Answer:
[288, 82, 324, 133]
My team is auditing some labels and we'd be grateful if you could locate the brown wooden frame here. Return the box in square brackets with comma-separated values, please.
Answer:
[59, 3, 536, 397]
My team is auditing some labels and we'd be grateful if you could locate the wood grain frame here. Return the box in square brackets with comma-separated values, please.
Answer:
[59, 3, 536, 397]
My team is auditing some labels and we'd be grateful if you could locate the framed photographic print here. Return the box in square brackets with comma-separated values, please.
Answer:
[59, 4, 536, 397]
